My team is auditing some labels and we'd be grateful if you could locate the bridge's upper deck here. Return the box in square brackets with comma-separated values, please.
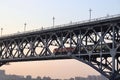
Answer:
[0, 14, 120, 40]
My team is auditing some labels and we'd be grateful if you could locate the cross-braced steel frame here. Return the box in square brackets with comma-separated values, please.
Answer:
[0, 16, 120, 80]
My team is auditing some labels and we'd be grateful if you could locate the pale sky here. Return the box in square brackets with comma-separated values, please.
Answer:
[0, 0, 120, 79]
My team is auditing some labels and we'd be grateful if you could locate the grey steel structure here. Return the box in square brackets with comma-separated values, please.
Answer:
[0, 15, 120, 80]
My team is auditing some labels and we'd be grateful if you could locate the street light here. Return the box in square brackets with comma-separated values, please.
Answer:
[89, 8, 92, 21]
[1, 28, 3, 36]
[53, 16, 55, 27]
[24, 22, 27, 31]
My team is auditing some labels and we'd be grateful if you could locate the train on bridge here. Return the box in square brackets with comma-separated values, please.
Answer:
[53, 43, 118, 55]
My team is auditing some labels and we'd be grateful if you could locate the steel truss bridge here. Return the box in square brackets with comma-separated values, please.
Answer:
[0, 14, 120, 80]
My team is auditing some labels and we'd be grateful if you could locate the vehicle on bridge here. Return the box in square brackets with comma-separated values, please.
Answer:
[53, 43, 113, 55]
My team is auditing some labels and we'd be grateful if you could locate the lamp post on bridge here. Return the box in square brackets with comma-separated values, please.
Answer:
[53, 16, 55, 27]
[1, 28, 3, 36]
[89, 8, 92, 21]
[24, 22, 27, 32]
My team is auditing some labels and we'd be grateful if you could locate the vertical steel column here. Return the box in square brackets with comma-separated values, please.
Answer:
[100, 27, 103, 70]
[70, 31, 72, 48]
[77, 30, 81, 55]
[110, 25, 116, 80]
[44, 35, 47, 56]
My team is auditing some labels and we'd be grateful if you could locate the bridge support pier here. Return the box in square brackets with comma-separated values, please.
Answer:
[109, 74, 116, 80]
[110, 74, 120, 80]
[0, 62, 7, 66]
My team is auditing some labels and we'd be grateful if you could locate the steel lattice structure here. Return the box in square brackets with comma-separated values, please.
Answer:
[0, 15, 120, 80]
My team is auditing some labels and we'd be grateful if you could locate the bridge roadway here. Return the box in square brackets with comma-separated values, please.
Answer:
[0, 14, 120, 80]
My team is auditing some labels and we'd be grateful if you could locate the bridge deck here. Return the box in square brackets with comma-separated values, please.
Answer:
[0, 14, 120, 41]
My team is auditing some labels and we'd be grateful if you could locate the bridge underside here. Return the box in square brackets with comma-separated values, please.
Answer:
[0, 16, 120, 80]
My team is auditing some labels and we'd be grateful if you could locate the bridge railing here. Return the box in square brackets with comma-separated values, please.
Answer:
[0, 14, 120, 39]
[55, 14, 120, 27]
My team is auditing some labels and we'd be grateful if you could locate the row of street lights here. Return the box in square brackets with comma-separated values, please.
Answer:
[0, 23, 26, 37]
[0, 9, 92, 36]
[52, 8, 92, 27]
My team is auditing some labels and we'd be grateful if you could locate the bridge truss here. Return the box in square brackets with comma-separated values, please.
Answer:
[0, 16, 120, 80]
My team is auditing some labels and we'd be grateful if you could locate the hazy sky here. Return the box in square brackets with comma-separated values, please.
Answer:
[0, 0, 120, 79]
